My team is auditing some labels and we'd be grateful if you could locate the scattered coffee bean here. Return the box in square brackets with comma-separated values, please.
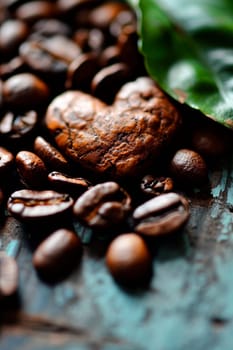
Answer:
[106, 233, 152, 286]
[34, 136, 70, 173]
[73, 182, 131, 229]
[0, 19, 29, 59]
[91, 62, 130, 103]
[133, 192, 190, 236]
[3, 73, 50, 110]
[0, 252, 18, 299]
[15, 1, 58, 23]
[141, 175, 174, 198]
[0, 147, 14, 179]
[170, 148, 208, 187]
[191, 120, 232, 159]
[33, 228, 82, 280]
[0, 111, 38, 146]
[7, 189, 74, 222]
[48, 171, 91, 197]
[16, 150, 48, 188]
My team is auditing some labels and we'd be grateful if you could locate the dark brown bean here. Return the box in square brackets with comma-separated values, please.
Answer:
[0, 56, 26, 79]
[191, 121, 232, 159]
[32, 228, 82, 280]
[16, 151, 48, 188]
[0, 147, 14, 179]
[73, 181, 131, 229]
[141, 175, 174, 198]
[7, 189, 74, 222]
[106, 233, 152, 286]
[91, 63, 130, 103]
[0, 110, 38, 146]
[133, 192, 190, 236]
[170, 148, 208, 187]
[34, 136, 70, 173]
[48, 171, 91, 197]
[66, 53, 99, 91]
[32, 19, 71, 38]
[88, 2, 131, 30]
[3, 73, 50, 110]
[15, 1, 58, 23]
[0, 19, 29, 59]
[0, 252, 18, 299]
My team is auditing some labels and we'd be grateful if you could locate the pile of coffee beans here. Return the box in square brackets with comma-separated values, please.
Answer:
[0, 0, 232, 293]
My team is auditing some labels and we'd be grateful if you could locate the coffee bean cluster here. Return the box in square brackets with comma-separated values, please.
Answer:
[0, 0, 232, 295]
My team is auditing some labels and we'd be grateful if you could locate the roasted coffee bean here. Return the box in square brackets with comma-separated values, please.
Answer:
[16, 151, 48, 188]
[110, 9, 136, 37]
[88, 2, 131, 30]
[48, 171, 91, 197]
[0, 252, 18, 299]
[0, 19, 29, 59]
[15, 1, 58, 23]
[133, 192, 190, 236]
[32, 19, 71, 38]
[73, 182, 131, 229]
[46, 77, 181, 178]
[20, 36, 81, 81]
[32, 228, 82, 280]
[170, 149, 208, 187]
[141, 175, 174, 198]
[57, 0, 98, 14]
[0, 147, 14, 179]
[34, 136, 70, 173]
[3, 73, 49, 110]
[91, 63, 130, 103]
[106, 233, 152, 286]
[99, 45, 121, 67]
[191, 120, 232, 159]
[73, 28, 106, 53]
[0, 56, 26, 79]
[66, 53, 99, 91]
[0, 110, 38, 145]
[7, 189, 74, 222]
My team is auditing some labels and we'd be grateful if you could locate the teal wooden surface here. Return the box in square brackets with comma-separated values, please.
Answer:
[1, 154, 233, 350]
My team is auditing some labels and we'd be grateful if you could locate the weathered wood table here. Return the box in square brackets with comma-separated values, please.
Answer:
[1, 152, 233, 350]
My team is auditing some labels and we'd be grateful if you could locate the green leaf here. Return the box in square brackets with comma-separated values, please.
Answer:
[128, 0, 233, 129]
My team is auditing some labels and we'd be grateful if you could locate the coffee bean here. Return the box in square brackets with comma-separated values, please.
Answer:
[32, 228, 82, 280]
[0, 252, 18, 299]
[48, 171, 91, 197]
[16, 151, 48, 188]
[7, 189, 74, 222]
[191, 120, 232, 159]
[91, 63, 130, 103]
[0, 110, 38, 146]
[32, 19, 71, 38]
[106, 233, 152, 286]
[3, 73, 50, 110]
[73, 182, 131, 229]
[170, 148, 208, 187]
[88, 2, 131, 30]
[0, 146, 14, 179]
[45, 78, 181, 178]
[15, 1, 58, 23]
[133, 192, 190, 236]
[0, 56, 26, 80]
[66, 53, 99, 91]
[34, 136, 70, 173]
[141, 175, 174, 198]
[0, 19, 29, 59]
[19, 36, 81, 83]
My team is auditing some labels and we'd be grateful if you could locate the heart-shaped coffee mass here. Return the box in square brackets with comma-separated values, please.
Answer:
[45, 77, 181, 178]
